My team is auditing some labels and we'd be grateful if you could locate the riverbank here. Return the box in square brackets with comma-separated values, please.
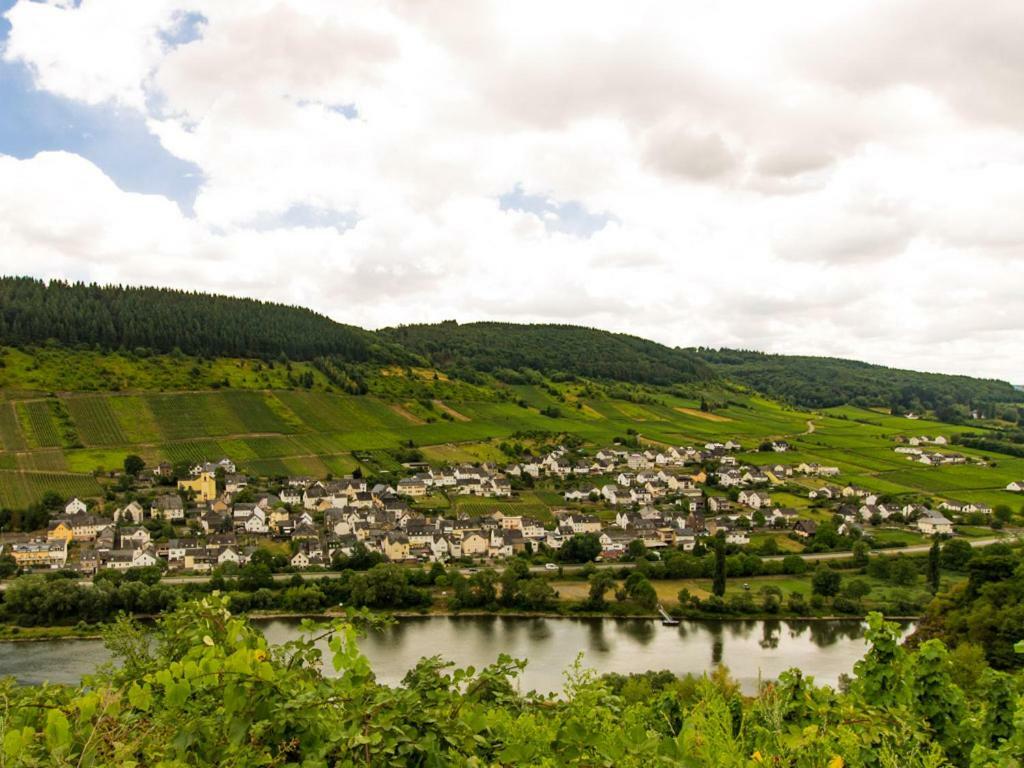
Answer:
[0, 624, 105, 642]
[0, 604, 923, 642]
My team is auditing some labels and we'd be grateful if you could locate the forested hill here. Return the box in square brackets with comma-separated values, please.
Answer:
[379, 321, 715, 386]
[693, 348, 1024, 416]
[2, 277, 1019, 410]
[0, 277, 386, 361]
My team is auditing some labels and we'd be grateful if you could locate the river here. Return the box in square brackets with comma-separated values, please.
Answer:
[0, 616, 910, 694]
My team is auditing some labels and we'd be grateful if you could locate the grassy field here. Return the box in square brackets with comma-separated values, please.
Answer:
[447, 492, 554, 522]
[0, 346, 332, 393]
[1, 351, 1024, 513]
[869, 528, 928, 546]
[552, 570, 965, 610]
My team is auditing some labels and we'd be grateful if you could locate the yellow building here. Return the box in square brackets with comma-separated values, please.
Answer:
[382, 534, 411, 561]
[178, 471, 217, 502]
[460, 533, 489, 558]
[10, 540, 68, 568]
[47, 520, 74, 542]
[48, 516, 109, 542]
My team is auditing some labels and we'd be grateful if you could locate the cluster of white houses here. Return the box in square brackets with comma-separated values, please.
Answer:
[3, 434, 1003, 571]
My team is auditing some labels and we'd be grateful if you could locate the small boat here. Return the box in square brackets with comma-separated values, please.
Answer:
[657, 604, 679, 626]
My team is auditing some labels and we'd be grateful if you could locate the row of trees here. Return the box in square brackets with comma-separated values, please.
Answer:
[380, 320, 715, 385]
[0, 277, 379, 361]
[694, 347, 1023, 414]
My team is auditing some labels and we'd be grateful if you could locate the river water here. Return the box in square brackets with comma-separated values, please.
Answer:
[0, 616, 909, 694]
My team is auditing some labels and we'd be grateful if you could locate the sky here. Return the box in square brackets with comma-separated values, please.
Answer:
[0, 1, 1022, 383]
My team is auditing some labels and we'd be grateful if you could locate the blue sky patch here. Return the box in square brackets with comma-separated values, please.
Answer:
[0, 0, 203, 212]
[499, 184, 611, 238]
[249, 203, 358, 232]
[159, 10, 206, 48]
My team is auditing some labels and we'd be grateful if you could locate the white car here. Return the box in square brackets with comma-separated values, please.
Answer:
[544, 562, 558, 570]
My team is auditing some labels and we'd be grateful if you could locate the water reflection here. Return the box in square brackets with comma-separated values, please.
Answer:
[759, 621, 780, 650]
[525, 617, 553, 642]
[617, 619, 656, 646]
[697, 623, 722, 665]
[805, 620, 864, 648]
[0, 617, 910, 695]
[586, 620, 610, 653]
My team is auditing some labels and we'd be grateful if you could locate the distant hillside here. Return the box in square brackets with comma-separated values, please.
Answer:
[2, 278, 1019, 417]
[693, 348, 1024, 418]
[379, 321, 716, 386]
[0, 277, 389, 362]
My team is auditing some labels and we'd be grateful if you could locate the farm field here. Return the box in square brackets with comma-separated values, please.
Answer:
[1, 362, 1023, 513]
[16, 400, 64, 448]
[552, 570, 966, 608]
[0, 470, 103, 509]
[65, 396, 128, 446]
[0, 402, 27, 451]
[448, 491, 554, 522]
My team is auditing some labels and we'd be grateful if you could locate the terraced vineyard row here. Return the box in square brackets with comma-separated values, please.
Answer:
[0, 402, 26, 451]
[65, 397, 128, 445]
[17, 400, 64, 448]
[0, 470, 103, 509]
[2, 380, 1024, 514]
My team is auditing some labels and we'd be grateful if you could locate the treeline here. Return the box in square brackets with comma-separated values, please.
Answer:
[379, 320, 716, 386]
[912, 542, 1024, 669]
[3, 596, 1022, 765]
[693, 347, 1023, 416]
[4, 277, 1021, 411]
[0, 277, 387, 361]
[954, 431, 1024, 459]
[0, 565, 434, 627]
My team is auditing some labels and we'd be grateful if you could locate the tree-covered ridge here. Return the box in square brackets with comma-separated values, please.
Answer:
[379, 320, 716, 386]
[2, 277, 1021, 414]
[693, 348, 1024, 416]
[0, 277, 387, 362]
[2, 596, 1021, 766]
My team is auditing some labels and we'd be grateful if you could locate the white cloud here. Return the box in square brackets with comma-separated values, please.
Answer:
[1, 0, 1023, 382]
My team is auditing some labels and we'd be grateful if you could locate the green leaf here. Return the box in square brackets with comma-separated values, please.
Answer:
[128, 682, 153, 712]
[76, 692, 99, 723]
[3, 728, 29, 759]
[165, 680, 191, 708]
[44, 709, 70, 751]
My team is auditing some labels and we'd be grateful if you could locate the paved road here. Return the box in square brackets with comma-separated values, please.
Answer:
[3, 534, 1010, 590]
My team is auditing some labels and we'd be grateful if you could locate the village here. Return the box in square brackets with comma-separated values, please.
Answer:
[3, 433, 997, 576]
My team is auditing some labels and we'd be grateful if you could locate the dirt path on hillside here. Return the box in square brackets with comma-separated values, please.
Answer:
[433, 400, 470, 421]
[388, 404, 426, 425]
[674, 407, 733, 422]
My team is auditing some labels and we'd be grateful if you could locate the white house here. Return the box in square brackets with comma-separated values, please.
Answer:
[114, 501, 146, 524]
[563, 487, 595, 502]
[737, 490, 771, 510]
[243, 508, 270, 534]
[917, 511, 953, 536]
[1006, 481, 1024, 493]
[64, 498, 88, 516]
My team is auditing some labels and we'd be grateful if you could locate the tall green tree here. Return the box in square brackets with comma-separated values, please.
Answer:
[123, 454, 145, 476]
[712, 535, 727, 597]
[811, 564, 841, 597]
[586, 570, 616, 610]
[928, 536, 941, 594]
